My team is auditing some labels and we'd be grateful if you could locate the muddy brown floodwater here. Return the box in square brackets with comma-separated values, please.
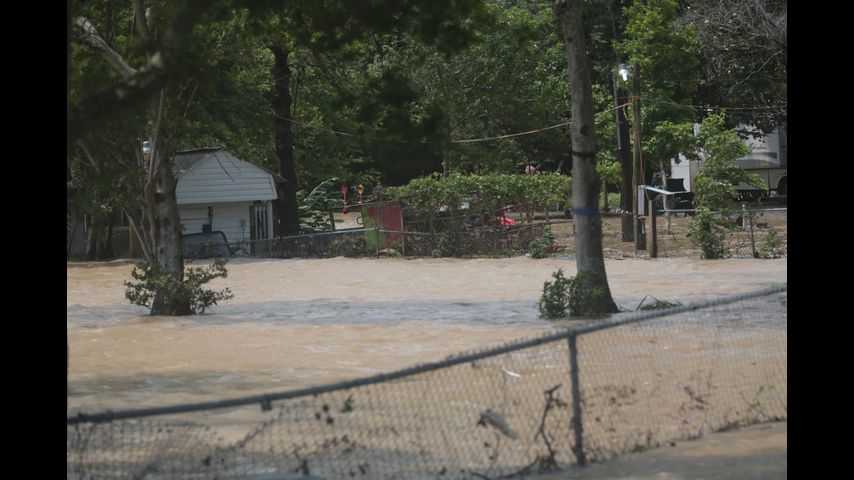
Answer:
[66, 256, 786, 415]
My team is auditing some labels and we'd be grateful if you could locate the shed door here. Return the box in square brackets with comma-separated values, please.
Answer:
[249, 202, 270, 254]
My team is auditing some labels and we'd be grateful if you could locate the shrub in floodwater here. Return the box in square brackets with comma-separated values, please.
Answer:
[539, 269, 572, 318]
[124, 258, 234, 315]
[539, 269, 610, 319]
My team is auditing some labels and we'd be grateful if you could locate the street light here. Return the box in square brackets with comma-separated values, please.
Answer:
[612, 65, 633, 242]
[616, 63, 645, 252]
[618, 63, 631, 82]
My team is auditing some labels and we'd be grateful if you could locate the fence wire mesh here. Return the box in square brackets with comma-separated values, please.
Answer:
[653, 208, 787, 258]
[236, 203, 785, 260]
[68, 285, 787, 479]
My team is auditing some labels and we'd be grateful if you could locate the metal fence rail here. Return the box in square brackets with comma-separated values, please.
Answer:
[228, 206, 785, 260]
[68, 285, 787, 479]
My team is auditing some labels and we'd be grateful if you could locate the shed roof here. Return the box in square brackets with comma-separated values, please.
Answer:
[173, 147, 287, 184]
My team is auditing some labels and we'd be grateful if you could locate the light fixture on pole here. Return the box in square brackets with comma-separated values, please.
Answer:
[613, 63, 634, 242]
[618, 63, 631, 82]
[617, 63, 645, 252]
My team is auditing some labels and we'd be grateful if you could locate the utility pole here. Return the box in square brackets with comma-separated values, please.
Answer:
[630, 65, 644, 252]
[613, 72, 633, 242]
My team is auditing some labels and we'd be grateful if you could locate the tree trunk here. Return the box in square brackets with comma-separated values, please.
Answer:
[86, 213, 104, 260]
[270, 43, 301, 236]
[555, 0, 618, 314]
[102, 212, 116, 259]
[149, 150, 190, 315]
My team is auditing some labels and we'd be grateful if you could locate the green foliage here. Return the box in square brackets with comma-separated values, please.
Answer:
[621, 0, 698, 100]
[297, 178, 340, 232]
[327, 235, 369, 257]
[596, 160, 621, 186]
[527, 226, 556, 259]
[539, 269, 612, 319]
[758, 228, 784, 259]
[124, 258, 234, 315]
[687, 207, 730, 259]
[619, 0, 699, 172]
[389, 173, 571, 218]
[539, 269, 573, 319]
[604, 193, 621, 209]
[688, 113, 767, 259]
[691, 113, 766, 209]
[432, 232, 456, 258]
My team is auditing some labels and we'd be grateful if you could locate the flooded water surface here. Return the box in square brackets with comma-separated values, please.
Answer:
[67, 256, 786, 414]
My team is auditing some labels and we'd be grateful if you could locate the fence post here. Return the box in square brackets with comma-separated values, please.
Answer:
[649, 199, 657, 258]
[748, 210, 757, 258]
[568, 333, 587, 465]
[376, 226, 381, 257]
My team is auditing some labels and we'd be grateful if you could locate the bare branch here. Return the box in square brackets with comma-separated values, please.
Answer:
[73, 16, 138, 79]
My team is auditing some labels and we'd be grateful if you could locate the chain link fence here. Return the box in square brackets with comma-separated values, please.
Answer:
[219, 204, 785, 260]
[68, 285, 787, 479]
[652, 208, 787, 258]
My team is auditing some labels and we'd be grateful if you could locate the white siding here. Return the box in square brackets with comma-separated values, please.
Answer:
[180, 202, 252, 245]
[176, 150, 278, 205]
[671, 155, 693, 192]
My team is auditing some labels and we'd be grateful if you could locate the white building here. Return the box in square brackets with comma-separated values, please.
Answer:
[174, 148, 281, 254]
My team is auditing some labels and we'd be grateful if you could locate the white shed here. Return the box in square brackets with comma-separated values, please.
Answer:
[173, 148, 281, 254]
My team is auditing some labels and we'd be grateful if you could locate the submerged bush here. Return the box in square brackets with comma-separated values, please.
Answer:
[539, 269, 611, 318]
[539, 269, 573, 318]
[125, 258, 234, 315]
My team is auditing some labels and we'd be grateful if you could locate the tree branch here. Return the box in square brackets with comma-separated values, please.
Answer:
[132, 0, 153, 44]
[73, 16, 137, 79]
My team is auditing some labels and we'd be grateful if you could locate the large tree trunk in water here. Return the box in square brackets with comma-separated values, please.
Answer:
[149, 152, 190, 315]
[270, 43, 300, 236]
[555, 0, 618, 314]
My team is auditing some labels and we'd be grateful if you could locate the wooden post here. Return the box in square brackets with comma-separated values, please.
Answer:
[631, 66, 643, 252]
[748, 209, 757, 258]
[649, 198, 657, 258]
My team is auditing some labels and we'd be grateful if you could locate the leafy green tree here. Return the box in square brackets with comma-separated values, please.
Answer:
[619, 0, 698, 184]
[688, 112, 766, 258]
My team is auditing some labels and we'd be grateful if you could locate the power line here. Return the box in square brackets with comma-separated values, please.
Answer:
[275, 98, 785, 146]
[275, 101, 633, 145]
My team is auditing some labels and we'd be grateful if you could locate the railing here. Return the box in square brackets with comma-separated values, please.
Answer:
[68, 285, 787, 479]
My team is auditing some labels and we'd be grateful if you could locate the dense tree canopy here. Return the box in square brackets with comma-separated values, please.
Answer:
[68, 0, 787, 258]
